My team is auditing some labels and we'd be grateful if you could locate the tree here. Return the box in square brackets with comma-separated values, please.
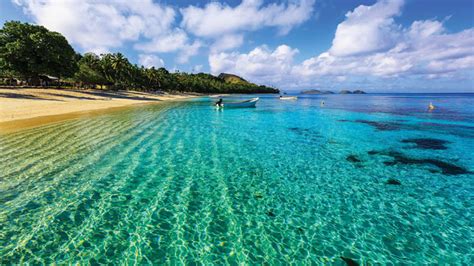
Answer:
[0, 21, 78, 85]
[0, 21, 279, 93]
[99, 53, 132, 89]
[74, 53, 108, 88]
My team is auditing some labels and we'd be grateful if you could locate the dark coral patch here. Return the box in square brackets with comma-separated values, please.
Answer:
[385, 151, 469, 175]
[354, 120, 402, 131]
[383, 161, 397, 166]
[346, 155, 362, 163]
[386, 178, 401, 185]
[288, 127, 313, 133]
[266, 210, 276, 218]
[367, 150, 380, 155]
[401, 138, 450, 150]
[288, 127, 321, 141]
[340, 256, 359, 266]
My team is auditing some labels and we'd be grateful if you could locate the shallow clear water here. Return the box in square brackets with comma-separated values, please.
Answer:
[1, 94, 473, 264]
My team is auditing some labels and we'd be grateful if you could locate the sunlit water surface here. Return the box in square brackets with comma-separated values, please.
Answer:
[1, 94, 473, 264]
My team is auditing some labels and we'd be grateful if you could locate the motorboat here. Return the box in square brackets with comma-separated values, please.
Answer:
[219, 97, 259, 108]
[279, 96, 297, 100]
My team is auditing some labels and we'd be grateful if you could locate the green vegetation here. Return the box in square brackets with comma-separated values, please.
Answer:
[0, 21, 78, 85]
[218, 73, 248, 84]
[0, 21, 278, 94]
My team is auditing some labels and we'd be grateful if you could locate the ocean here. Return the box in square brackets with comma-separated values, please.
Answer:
[1, 93, 473, 264]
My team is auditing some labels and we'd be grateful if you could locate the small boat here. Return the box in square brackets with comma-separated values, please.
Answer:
[279, 96, 297, 100]
[222, 97, 259, 108]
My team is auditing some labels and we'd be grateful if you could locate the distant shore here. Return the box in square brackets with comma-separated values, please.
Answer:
[0, 88, 198, 133]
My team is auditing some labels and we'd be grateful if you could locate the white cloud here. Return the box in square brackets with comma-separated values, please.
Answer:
[211, 34, 244, 52]
[181, 0, 315, 52]
[176, 40, 202, 64]
[14, 0, 175, 53]
[135, 29, 188, 53]
[181, 0, 315, 37]
[138, 54, 164, 68]
[209, 44, 298, 84]
[210, 0, 474, 90]
[329, 0, 403, 57]
[297, 18, 474, 79]
[134, 29, 201, 63]
[192, 65, 203, 73]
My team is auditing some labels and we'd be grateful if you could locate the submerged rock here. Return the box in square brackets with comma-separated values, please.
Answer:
[340, 256, 359, 266]
[346, 155, 362, 163]
[288, 127, 321, 141]
[401, 138, 450, 150]
[386, 178, 401, 185]
[376, 150, 469, 175]
[338, 119, 401, 131]
[354, 120, 401, 131]
[266, 210, 276, 217]
[367, 150, 379, 155]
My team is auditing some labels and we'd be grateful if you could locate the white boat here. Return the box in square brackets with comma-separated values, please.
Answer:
[279, 96, 297, 100]
[223, 97, 259, 108]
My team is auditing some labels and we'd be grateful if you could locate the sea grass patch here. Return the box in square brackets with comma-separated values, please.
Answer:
[401, 138, 450, 150]
[346, 155, 362, 163]
[370, 150, 469, 175]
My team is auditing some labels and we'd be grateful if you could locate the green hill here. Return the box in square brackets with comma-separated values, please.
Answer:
[214, 73, 278, 93]
[218, 73, 249, 84]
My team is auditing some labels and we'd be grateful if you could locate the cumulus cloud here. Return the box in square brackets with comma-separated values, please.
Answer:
[297, 17, 474, 79]
[14, 0, 175, 53]
[138, 54, 164, 68]
[181, 0, 315, 52]
[211, 34, 244, 52]
[296, 0, 474, 81]
[329, 0, 403, 57]
[209, 44, 298, 84]
[181, 0, 315, 37]
[134, 29, 202, 63]
[176, 40, 202, 64]
[210, 0, 474, 89]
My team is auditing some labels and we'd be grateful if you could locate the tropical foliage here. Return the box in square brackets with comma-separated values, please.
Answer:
[0, 21, 78, 84]
[0, 21, 278, 93]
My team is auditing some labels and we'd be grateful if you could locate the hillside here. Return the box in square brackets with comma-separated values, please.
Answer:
[218, 73, 249, 84]
[214, 73, 278, 93]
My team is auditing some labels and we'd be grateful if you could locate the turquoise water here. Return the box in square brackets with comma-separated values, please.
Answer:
[1, 94, 473, 264]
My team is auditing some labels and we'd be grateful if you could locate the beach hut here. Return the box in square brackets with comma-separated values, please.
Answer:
[38, 75, 60, 86]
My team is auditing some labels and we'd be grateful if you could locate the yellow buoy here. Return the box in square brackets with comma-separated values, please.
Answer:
[428, 102, 435, 111]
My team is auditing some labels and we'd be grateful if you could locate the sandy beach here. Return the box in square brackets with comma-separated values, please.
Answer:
[0, 88, 197, 133]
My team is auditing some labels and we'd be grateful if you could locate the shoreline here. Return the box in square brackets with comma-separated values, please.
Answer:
[0, 88, 199, 133]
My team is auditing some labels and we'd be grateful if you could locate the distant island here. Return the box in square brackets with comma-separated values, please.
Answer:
[339, 90, 366, 94]
[301, 89, 335, 95]
[301, 89, 366, 94]
[0, 21, 278, 94]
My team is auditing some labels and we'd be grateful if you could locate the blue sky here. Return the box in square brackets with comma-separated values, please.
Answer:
[1, 0, 473, 92]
